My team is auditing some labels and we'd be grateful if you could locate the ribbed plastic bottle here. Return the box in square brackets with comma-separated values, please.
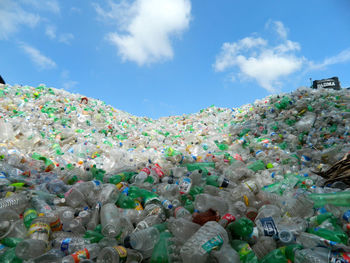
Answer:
[180, 221, 229, 263]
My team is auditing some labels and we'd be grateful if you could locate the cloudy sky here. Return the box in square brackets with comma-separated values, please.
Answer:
[1, 0, 349, 118]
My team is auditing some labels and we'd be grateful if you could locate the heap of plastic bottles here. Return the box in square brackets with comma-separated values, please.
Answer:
[0, 82, 350, 262]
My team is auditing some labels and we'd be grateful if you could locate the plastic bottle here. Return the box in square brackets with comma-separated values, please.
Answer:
[173, 206, 192, 221]
[210, 244, 240, 263]
[52, 236, 89, 255]
[62, 243, 100, 263]
[100, 203, 122, 237]
[227, 217, 254, 240]
[307, 191, 350, 207]
[251, 236, 276, 259]
[0, 191, 31, 213]
[97, 246, 143, 263]
[124, 223, 166, 252]
[180, 221, 229, 263]
[149, 231, 173, 263]
[167, 217, 200, 243]
[294, 247, 332, 263]
[193, 193, 228, 215]
[15, 215, 52, 259]
[87, 203, 101, 231]
[231, 240, 258, 263]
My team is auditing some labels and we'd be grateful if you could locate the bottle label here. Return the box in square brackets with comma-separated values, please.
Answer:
[64, 188, 73, 198]
[201, 234, 224, 253]
[152, 166, 164, 178]
[72, 248, 90, 263]
[50, 218, 62, 232]
[113, 246, 127, 258]
[134, 200, 143, 211]
[28, 222, 51, 236]
[239, 243, 253, 256]
[0, 244, 6, 252]
[60, 238, 71, 255]
[330, 252, 350, 263]
[179, 177, 192, 194]
[343, 210, 350, 223]
[221, 178, 229, 188]
[260, 217, 278, 237]
[222, 213, 235, 223]
[24, 208, 37, 218]
[141, 168, 151, 175]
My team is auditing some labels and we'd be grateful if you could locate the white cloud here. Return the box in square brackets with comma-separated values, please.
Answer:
[0, 0, 40, 40]
[214, 21, 304, 92]
[308, 48, 350, 70]
[20, 0, 60, 14]
[59, 33, 74, 44]
[94, 0, 191, 65]
[45, 25, 74, 44]
[62, 80, 78, 91]
[19, 43, 56, 70]
[45, 25, 56, 39]
[272, 20, 288, 39]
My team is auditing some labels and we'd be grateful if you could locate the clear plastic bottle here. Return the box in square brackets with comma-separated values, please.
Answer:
[52, 236, 90, 255]
[193, 193, 228, 215]
[124, 224, 164, 252]
[15, 215, 52, 259]
[294, 247, 330, 263]
[87, 203, 101, 231]
[251, 236, 276, 259]
[167, 217, 200, 243]
[97, 246, 133, 263]
[174, 206, 192, 221]
[210, 244, 240, 263]
[100, 203, 122, 237]
[180, 221, 229, 263]
[0, 191, 31, 214]
[62, 243, 100, 263]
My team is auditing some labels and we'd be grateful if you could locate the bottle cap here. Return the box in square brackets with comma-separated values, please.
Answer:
[124, 236, 132, 248]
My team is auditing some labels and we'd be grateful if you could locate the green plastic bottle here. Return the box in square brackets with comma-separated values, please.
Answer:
[307, 191, 350, 207]
[230, 240, 258, 263]
[23, 208, 38, 228]
[116, 194, 136, 209]
[247, 160, 265, 172]
[307, 227, 348, 245]
[150, 231, 173, 263]
[0, 247, 22, 263]
[259, 248, 288, 263]
[227, 218, 254, 240]
[186, 162, 215, 172]
[1, 237, 23, 248]
[281, 244, 303, 262]
[84, 225, 104, 243]
[109, 172, 136, 184]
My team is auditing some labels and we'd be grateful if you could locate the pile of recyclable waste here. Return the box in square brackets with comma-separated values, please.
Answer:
[1, 82, 350, 263]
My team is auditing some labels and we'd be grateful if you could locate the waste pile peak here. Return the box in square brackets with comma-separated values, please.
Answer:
[0, 82, 350, 262]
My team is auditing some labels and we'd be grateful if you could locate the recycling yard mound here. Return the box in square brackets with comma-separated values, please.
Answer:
[0, 83, 350, 262]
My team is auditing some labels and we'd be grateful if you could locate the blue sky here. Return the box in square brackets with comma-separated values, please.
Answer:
[1, 0, 350, 118]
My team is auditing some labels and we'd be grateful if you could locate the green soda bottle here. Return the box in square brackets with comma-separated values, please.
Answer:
[23, 208, 38, 228]
[227, 218, 254, 240]
[230, 240, 258, 263]
[307, 191, 350, 207]
[150, 231, 173, 263]
[259, 248, 288, 263]
[0, 247, 22, 263]
[116, 194, 136, 209]
[84, 225, 104, 243]
[307, 227, 348, 244]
